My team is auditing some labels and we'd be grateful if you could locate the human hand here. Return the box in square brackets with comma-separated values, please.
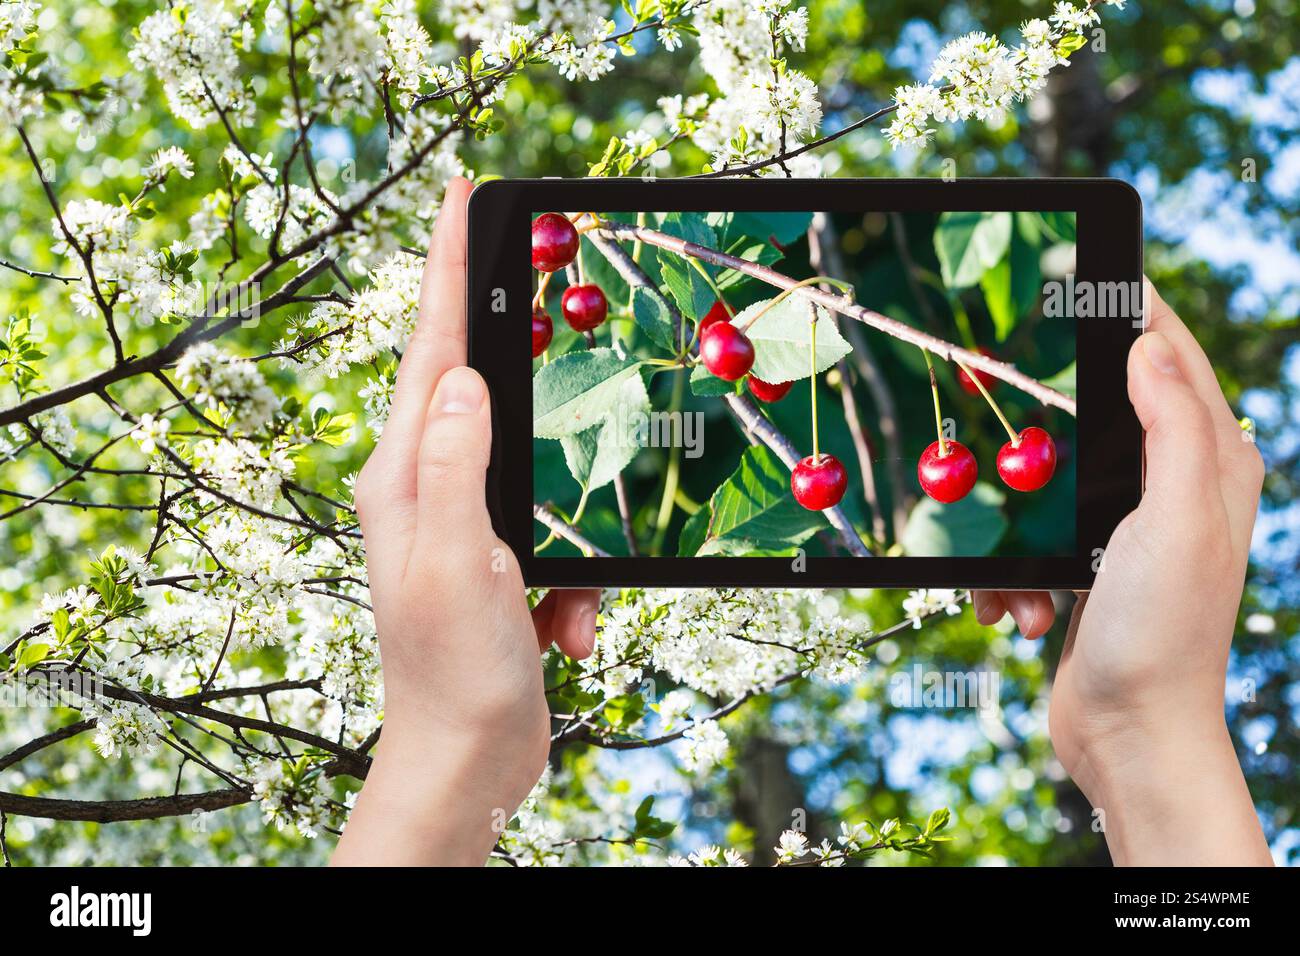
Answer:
[974, 279, 1271, 865]
[331, 178, 600, 866]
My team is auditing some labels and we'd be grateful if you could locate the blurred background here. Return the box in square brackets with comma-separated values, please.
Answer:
[1, 0, 1295, 864]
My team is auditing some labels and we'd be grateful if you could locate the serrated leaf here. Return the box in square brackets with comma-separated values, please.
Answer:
[533, 349, 646, 439]
[934, 211, 1013, 288]
[560, 412, 642, 493]
[731, 297, 851, 384]
[698, 446, 826, 555]
[631, 286, 678, 352]
[901, 481, 1008, 557]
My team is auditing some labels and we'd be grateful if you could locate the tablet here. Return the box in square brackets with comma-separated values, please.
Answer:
[468, 178, 1142, 590]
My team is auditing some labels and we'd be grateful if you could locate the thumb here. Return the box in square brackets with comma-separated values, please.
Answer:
[413, 366, 497, 568]
[1127, 330, 1223, 522]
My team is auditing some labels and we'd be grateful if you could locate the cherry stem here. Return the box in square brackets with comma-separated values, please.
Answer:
[811, 304, 820, 460]
[953, 356, 1020, 446]
[532, 269, 554, 308]
[684, 258, 729, 357]
[737, 275, 851, 334]
[923, 349, 948, 457]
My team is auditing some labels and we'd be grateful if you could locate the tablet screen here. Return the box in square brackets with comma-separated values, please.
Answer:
[530, 209, 1079, 561]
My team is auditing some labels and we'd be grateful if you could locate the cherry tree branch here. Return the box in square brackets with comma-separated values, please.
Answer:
[595, 222, 1077, 416]
[0, 788, 252, 822]
[533, 504, 612, 557]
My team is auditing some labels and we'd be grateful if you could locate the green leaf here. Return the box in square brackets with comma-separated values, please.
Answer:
[1043, 361, 1076, 399]
[1009, 213, 1043, 325]
[632, 795, 675, 839]
[17, 642, 51, 670]
[603, 693, 645, 729]
[979, 256, 1015, 343]
[560, 415, 642, 492]
[717, 211, 813, 246]
[660, 255, 713, 324]
[677, 504, 711, 556]
[731, 297, 852, 384]
[533, 349, 646, 439]
[630, 286, 678, 353]
[1037, 211, 1077, 244]
[925, 807, 951, 835]
[51, 607, 70, 642]
[934, 211, 1013, 288]
[698, 446, 826, 555]
[901, 481, 1008, 557]
[715, 238, 782, 291]
[689, 364, 736, 397]
[1056, 32, 1088, 56]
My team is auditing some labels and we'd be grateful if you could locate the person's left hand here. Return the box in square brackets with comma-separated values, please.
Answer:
[332, 177, 600, 866]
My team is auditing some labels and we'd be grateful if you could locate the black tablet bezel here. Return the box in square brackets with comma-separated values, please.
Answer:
[468, 178, 1143, 590]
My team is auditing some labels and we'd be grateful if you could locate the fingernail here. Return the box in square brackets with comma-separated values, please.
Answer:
[578, 604, 598, 655]
[1141, 331, 1180, 377]
[433, 367, 485, 414]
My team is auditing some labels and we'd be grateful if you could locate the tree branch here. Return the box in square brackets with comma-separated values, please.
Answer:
[596, 222, 1077, 416]
[0, 788, 252, 822]
[533, 504, 612, 557]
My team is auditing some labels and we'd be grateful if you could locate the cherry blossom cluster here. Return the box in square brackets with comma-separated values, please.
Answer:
[885, 1, 1126, 149]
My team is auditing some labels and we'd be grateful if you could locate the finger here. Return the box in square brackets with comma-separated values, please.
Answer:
[411, 366, 496, 573]
[1143, 279, 1242, 438]
[972, 590, 1007, 626]
[531, 590, 561, 653]
[1000, 591, 1056, 640]
[1127, 330, 1230, 535]
[1143, 280, 1265, 551]
[378, 177, 474, 486]
[542, 589, 601, 660]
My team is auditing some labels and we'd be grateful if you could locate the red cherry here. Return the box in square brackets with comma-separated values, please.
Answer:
[746, 376, 793, 403]
[917, 440, 978, 503]
[996, 426, 1056, 492]
[561, 284, 608, 332]
[699, 322, 755, 381]
[957, 347, 999, 396]
[531, 213, 579, 273]
[700, 300, 732, 329]
[531, 305, 553, 358]
[791, 453, 848, 511]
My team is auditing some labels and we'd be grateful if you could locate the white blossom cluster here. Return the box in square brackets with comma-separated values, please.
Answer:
[0, 0, 43, 120]
[129, 0, 254, 129]
[296, 253, 422, 380]
[901, 589, 966, 628]
[884, 1, 1126, 149]
[589, 588, 870, 701]
[177, 342, 280, 433]
[686, 0, 824, 174]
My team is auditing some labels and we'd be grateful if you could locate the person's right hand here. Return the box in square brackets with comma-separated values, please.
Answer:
[974, 280, 1271, 865]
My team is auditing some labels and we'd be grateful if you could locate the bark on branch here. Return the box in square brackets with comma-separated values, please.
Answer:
[595, 222, 1077, 416]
